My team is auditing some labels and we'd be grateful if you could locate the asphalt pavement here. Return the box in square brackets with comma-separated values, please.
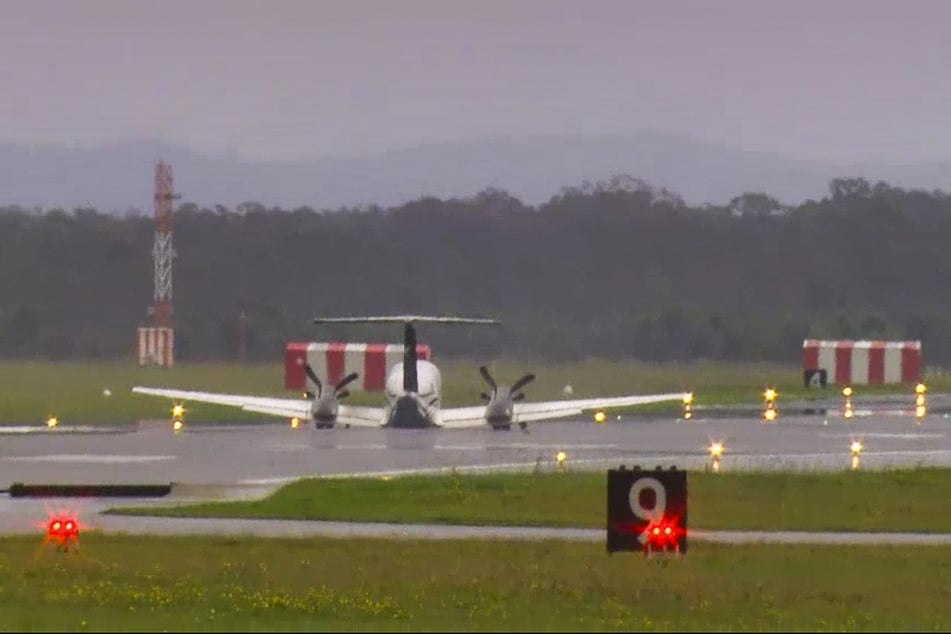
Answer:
[2, 412, 951, 541]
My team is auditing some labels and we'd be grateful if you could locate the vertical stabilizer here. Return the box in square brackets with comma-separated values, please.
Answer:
[403, 321, 418, 393]
[312, 315, 502, 398]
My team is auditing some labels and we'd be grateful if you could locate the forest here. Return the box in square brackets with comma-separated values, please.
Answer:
[0, 175, 948, 365]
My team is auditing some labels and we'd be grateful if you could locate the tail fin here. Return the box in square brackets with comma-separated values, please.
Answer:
[404, 321, 418, 392]
[313, 315, 501, 394]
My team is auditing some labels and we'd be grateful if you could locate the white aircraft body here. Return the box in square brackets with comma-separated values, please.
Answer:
[132, 316, 687, 431]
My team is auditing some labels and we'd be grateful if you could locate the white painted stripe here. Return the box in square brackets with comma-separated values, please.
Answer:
[265, 443, 311, 451]
[0, 426, 117, 434]
[818, 345, 836, 379]
[851, 345, 868, 385]
[433, 444, 484, 451]
[884, 345, 901, 383]
[328, 442, 621, 452]
[306, 343, 327, 392]
[480, 442, 620, 450]
[819, 433, 943, 439]
[2, 454, 177, 463]
[386, 345, 404, 375]
[335, 444, 388, 450]
[826, 408, 916, 417]
[432, 444, 618, 451]
[344, 343, 367, 390]
[238, 477, 300, 486]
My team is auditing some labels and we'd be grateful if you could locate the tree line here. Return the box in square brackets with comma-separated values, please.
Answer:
[1, 175, 950, 365]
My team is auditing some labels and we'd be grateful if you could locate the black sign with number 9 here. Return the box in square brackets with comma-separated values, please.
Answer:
[606, 468, 688, 554]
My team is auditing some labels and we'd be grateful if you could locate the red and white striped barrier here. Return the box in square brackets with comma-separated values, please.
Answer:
[284, 342, 432, 392]
[802, 339, 921, 385]
[137, 327, 174, 367]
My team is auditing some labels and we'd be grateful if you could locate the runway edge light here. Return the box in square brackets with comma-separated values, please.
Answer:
[842, 385, 854, 419]
[708, 440, 724, 473]
[172, 402, 185, 431]
[850, 438, 863, 470]
[762, 386, 777, 421]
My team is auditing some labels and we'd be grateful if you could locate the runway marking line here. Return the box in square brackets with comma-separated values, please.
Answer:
[1, 454, 178, 464]
[819, 433, 943, 439]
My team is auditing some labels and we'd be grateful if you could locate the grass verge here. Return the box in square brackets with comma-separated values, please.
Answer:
[109, 468, 951, 532]
[1, 535, 950, 631]
[0, 358, 943, 425]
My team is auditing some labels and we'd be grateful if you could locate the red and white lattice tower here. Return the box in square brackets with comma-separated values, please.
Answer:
[152, 161, 176, 328]
[137, 161, 178, 366]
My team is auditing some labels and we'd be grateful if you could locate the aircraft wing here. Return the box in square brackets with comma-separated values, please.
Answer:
[131, 386, 385, 428]
[436, 391, 686, 428]
[438, 405, 494, 429]
[132, 387, 311, 417]
[513, 392, 687, 423]
[439, 404, 590, 426]
[334, 405, 386, 428]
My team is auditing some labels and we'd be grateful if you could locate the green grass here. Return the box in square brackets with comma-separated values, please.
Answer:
[2, 534, 951, 631]
[0, 358, 945, 425]
[110, 468, 951, 533]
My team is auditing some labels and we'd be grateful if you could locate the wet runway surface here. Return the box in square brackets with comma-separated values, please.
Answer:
[3, 413, 951, 484]
[2, 413, 951, 538]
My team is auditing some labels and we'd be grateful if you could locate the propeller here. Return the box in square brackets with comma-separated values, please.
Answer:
[479, 365, 536, 431]
[334, 371, 359, 398]
[510, 372, 536, 395]
[305, 364, 323, 398]
[305, 366, 359, 400]
[480, 365, 535, 400]
[305, 365, 360, 428]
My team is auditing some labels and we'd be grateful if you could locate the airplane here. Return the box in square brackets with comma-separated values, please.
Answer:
[131, 315, 688, 431]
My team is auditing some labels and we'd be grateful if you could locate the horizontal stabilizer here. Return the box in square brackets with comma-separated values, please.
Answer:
[313, 315, 501, 325]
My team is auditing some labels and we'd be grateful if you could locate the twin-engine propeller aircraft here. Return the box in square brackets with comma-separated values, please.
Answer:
[132, 315, 687, 431]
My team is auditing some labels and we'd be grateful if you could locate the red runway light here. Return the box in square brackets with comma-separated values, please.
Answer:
[643, 517, 685, 550]
[37, 509, 83, 552]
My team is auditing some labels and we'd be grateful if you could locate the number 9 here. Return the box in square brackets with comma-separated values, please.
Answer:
[628, 477, 666, 542]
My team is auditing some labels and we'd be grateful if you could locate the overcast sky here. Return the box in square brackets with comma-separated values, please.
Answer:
[2, 0, 948, 164]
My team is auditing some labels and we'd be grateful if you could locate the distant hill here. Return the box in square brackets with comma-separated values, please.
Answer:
[2, 132, 950, 212]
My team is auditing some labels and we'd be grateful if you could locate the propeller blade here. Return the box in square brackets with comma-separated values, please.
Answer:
[510, 373, 536, 394]
[479, 365, 497, 391]
[512, 392, 525, 402]
[305, 364, 323, 397]
[336, 389, 350, 400]
[480, 392, 491, 402]
[334, 371, 360, 393]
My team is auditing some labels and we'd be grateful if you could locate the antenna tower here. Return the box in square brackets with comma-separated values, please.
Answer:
[151, 161, 178, 327]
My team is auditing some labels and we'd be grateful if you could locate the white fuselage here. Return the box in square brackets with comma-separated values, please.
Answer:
[383, 360, 443, 427]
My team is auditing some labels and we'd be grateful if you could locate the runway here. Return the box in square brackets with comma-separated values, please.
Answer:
[2, 412, 951, 539]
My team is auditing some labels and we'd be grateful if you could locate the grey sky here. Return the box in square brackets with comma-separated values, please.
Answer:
[2, 0, 948, 164]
